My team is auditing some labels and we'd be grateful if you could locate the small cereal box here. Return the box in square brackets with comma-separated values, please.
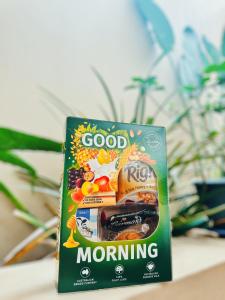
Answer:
[57, 117, 172, 292]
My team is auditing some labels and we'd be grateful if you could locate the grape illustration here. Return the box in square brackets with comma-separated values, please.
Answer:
[68, 168, 87, 190]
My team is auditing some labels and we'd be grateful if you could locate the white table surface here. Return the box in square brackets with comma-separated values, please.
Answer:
[1, 237, 225, 300]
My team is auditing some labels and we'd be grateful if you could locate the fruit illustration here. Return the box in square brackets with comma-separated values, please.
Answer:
[109, 177, 117, 192]
[76, 178, 84, 188]
[63, 216, 80, 248]
[81, 182, 99, 196]
[97, 149, 111, 165]
[83, 171, 95, 182]
[94, 176, 110, 192]
[79, 167, 85, 174]
[67, 168, 80, 190]
[68, 204, 75, 213]
[109, 150, 117, 161]
[71, 188, 84, 203]
[76, 148, 99, 168]
[68, 167, 88, 190]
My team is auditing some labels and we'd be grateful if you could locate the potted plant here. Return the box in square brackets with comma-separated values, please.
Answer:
[174, 27, 225, 233]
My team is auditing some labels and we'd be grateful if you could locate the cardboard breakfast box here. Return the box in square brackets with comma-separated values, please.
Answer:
[57, 117, 172, 293]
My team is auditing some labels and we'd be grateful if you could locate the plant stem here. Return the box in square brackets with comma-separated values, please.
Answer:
[168, 54, 206, 179]
[0, 181, 29, 213]
[153, 89, 178, 119]
[92, 67, 118, 121]
[147, 52, 166, 75]
[139, 88, 146, 124]
[14, 209, 45, 228]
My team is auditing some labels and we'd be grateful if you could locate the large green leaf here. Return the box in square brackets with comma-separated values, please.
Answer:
[136, 0, 174, 53]
[0, 150, 36, 177]
[173, 204, 225, 236]
[183, 27, 209, 67]
[0, 181, 29, 213]
[178, 27, 209, 89]
[0, 128, 62, 152]
[172, 214, 209, 236]
[0, 181, 45, 228]
[178, 55, 200, 88]
[172, 204, 225, 236]
[202, 36, 221, 64]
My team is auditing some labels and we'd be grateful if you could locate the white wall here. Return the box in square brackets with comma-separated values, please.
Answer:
[0, 0, 151, 138]
[0, 0, 224, 259]
[1, 0, 224, 137]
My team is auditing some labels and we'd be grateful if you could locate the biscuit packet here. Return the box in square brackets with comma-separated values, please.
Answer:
[57, 117, 172, 293]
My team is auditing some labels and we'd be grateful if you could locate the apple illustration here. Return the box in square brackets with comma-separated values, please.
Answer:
[71, 188, 84, 203]
[94, 176, 110, 192]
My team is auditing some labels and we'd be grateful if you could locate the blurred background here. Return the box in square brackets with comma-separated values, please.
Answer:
[0, 0, 225, 297]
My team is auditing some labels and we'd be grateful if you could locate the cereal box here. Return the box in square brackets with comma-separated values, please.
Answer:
[57, 117, 172, 292]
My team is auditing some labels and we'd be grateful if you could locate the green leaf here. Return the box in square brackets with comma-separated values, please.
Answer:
[172, 214, 209, 236]
[207, 130, 219, 139]
[169, 152, 224, 170]
[167, 107, 191, 132]
[124, 84, 137, 90]
[168, 140, 183, 160]
[178, 27, 209, 89]
[201, 102, 225, 115]
[99, 105, 111, 121]
[205, 61, 225, 73]
[202, 36, 221, 64]
[0, 150, 36, 177]
[200, 74, 210, 85]
[178, 55, 200, 89]
[182, 85, 196, 93]
[126, 76, 162, 92]
[131, 77, 145, 83]
[0, 181, 45, 228]
[144, 76, 157, 86]
[131, 117, 137, 124]
[14, 209, 45, 228]
[136, 0, 175, 53]
[221, 29, 225, 57]
[171, 203, 225, 236]
[0, 181, 29, 213]
[39, 86, 75, 116]
[0, 128, 62, 152]
[146, 116, 154, 125]
[17, 170, 59, 190]
[183, 27, 209, 67]
[204, 204, 225, 218]
[91, 67, 118, 122]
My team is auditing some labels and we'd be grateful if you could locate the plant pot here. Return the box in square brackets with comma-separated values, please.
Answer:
[194, 178, 225, 228]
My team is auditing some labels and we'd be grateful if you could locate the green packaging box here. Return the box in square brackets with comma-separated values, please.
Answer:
[57, 117, 172, 293]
